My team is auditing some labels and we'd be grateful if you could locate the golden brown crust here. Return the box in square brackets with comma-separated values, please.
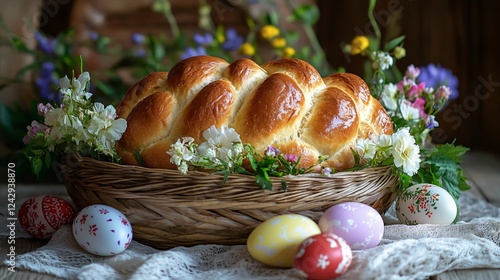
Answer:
[116, 56, 393, 171]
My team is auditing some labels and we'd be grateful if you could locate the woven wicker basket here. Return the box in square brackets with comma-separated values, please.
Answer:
[61, 153, 400, 249]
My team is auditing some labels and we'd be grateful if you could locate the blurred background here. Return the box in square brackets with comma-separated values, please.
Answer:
[1, 0, 499, 182]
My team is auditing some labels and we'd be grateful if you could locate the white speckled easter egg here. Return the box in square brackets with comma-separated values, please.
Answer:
[318, 202, 384, 250]
[396, 184, 458, 225]
[246, 214, 321, 268]
[73, 204, 133, 256]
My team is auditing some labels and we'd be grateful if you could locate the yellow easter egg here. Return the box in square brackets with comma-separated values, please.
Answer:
[246, 214, 321, 268]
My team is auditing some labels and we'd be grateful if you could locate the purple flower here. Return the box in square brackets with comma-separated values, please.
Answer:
[321, 167, 332, 177]
[37, 103, 54, 117]
[23, 120, 50, 144]
[88, 31, 99, 41]
[417, 64, 459, 100]
[193, 33, 213, 46]
[36, 62, 60, 103]
[131, 33, 145, 45]
[180, 46, 207, 60]
[221, 28, 243, 51]
[34, 32, 56, 55]
[425, 115, 439, 129]
[133, 49, 147, 58]
[265, 146, 280, 157]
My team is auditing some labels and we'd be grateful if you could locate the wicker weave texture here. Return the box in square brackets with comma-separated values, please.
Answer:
[61, 153, 399, 249]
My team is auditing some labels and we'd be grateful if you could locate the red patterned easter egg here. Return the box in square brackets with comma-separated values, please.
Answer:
[294, 233, 352, 280]
[18, 195, 76, 239]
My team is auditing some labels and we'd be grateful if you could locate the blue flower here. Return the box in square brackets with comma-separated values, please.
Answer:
[180, 46, 207, 60]
[88, 31, 99, 41]
[417, 64, 459, 100]
[221, 28, 243, 51]
[34, 32, 56, 55]
[131, 33, 145, 45]
[36, 62, 60, 103]
[133, 49, 147, 58]
[193, 33, 213, 46]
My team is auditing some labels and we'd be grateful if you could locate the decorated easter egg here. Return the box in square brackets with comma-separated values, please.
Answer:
[396, 183, 457, 225]
[318, 202, 384, 249]
[19, 195, 76, 239]
[73, 204, 133, 256]
[247, 214, 321, 268]
[294, 233, 352, 280]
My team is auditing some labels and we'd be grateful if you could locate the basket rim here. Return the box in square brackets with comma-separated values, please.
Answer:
[61, 152, 398, 183]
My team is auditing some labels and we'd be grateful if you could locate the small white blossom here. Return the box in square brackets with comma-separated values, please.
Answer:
[380, 83, 399, 112]
[88, 103, 127, 151]
[167, 137, 196, 169]
[197, 125, 242, 162]
[374, 51, 394, 70]
[355, 138, 376, 160]
[373, 134, 393, 159]
[391, 128, 421, 176]
[399, 101, 420, 121]
[59, 72, 92, 102]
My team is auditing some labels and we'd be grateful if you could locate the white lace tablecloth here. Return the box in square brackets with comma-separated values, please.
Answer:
[2, 191, 500, 280]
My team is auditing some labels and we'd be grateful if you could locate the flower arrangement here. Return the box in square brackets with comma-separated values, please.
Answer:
[23, 69, 126, 176]
[340, 0, 469, 200]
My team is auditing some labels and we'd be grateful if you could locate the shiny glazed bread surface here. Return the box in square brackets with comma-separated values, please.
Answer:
[116, 56, 393, 171]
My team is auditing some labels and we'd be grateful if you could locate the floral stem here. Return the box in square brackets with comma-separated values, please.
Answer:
[153, 0, 180, 39]
[368, 0, 382, 40]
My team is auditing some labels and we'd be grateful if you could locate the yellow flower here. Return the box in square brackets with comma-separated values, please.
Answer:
[239, 42, 255, 56]
[216, 33, 225, 44]
[271, 37, 286, 49]
[350, 36, 369, 55]
[261, 25, 280, 40]
[393, 46, 406, 59]
[282, 47, 295, 58]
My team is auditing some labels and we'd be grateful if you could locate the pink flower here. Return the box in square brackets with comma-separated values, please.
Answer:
[23, 120, 50, 144]
[434, 85, 451, 101]
[396, 77, 413, 92]
[283, 154, 298, 163]
[411, 97, 427, 119]
[37, 103, 54, 117]
[405, 65, 421, 80]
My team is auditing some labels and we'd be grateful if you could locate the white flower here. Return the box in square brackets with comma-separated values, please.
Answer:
[355, 138, 376, 160]
[197, 125, 242, 162]
[399, 101, 420, 121]
[375, 51, 394, 70]
[373, 134, 393, 158]
[167, 137, 196, 171]
[88, 103, 127, 150]
[391, 128, 421, 176]
[380, 83, 399, 112]
[59, 72, 92, 102]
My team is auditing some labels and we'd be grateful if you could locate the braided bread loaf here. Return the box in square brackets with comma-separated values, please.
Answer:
[116, 56, 393, 171]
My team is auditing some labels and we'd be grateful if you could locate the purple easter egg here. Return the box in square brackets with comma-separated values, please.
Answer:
[318, 202, 384, 250]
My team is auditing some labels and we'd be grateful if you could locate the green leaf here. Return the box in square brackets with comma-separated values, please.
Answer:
[287, 4, 320, 25]
[255, 172, 272, 190]
[383, 35, 406, 52]
[31, 157, 43, 178]
[135, 149, 145, 166]
[281, 180, 288, 192]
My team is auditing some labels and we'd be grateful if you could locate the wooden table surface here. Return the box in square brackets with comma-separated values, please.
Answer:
[1, 151, 499, 280]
